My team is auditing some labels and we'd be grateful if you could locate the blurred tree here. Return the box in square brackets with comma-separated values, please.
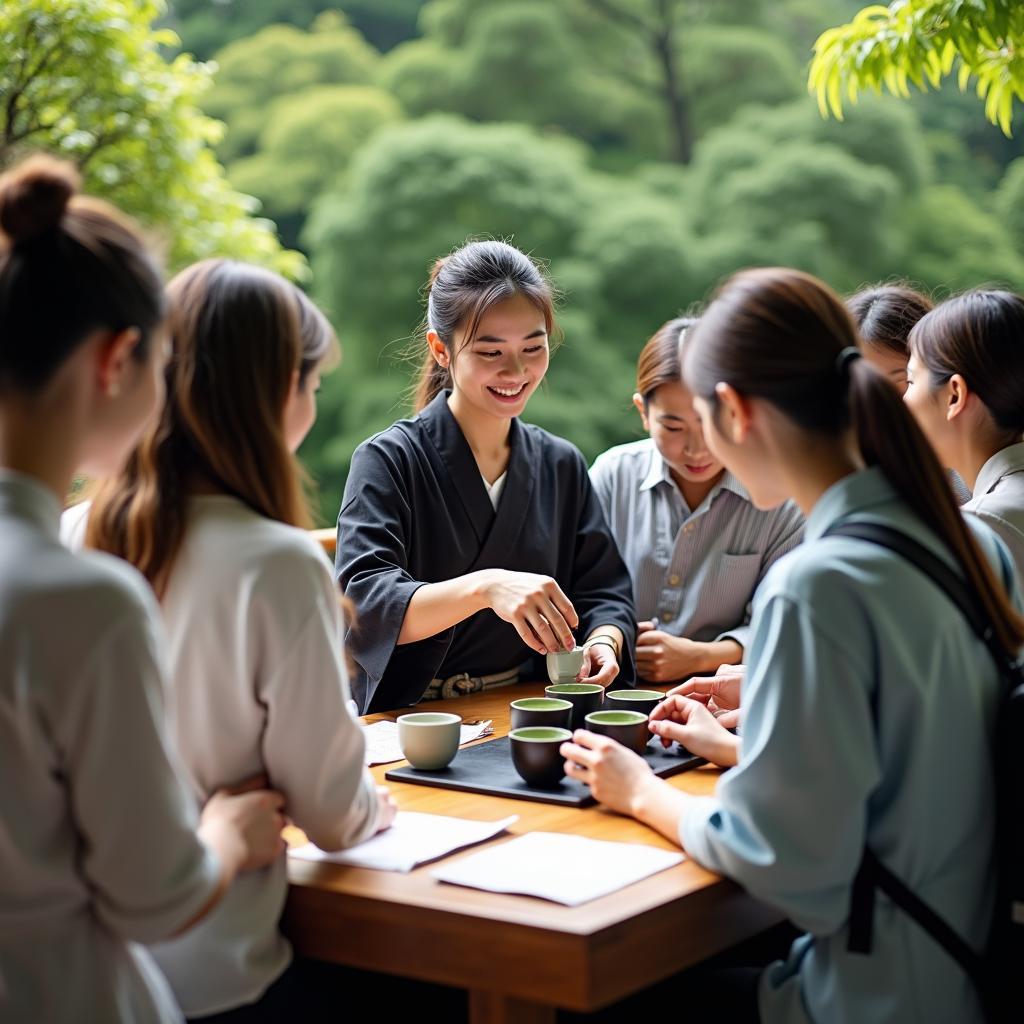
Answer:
[166, 0, 424, 59]
[0, 0, 301, 276]
[386, 0, 800, 165]
[204, 13, 380, 161]
[899, 184, 1024, 291]
[305, 116, 591, 373]
[810, 0, 1024, 135]
[229, 85, 403, 248]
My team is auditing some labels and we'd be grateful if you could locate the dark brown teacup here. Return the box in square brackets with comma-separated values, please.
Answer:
[584, 710, 650, 754]
[509, 727, 572, 788]
[510, 697, 572, 731]
[605, 689, 665, 719]
[544, 682, 604, 730]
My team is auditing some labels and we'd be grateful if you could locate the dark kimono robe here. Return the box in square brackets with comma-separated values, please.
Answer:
[336, 391, 637, 713]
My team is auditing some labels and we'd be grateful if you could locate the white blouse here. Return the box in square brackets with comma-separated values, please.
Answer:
[127, 496, 377, 1016]
[1, 470, 219, 1024]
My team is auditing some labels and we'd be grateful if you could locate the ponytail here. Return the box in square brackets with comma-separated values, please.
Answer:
[848, 357, 1024, 654]
[686, 267, 1024, 659]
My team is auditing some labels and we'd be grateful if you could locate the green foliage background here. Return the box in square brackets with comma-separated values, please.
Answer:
[10, 1, 1024, 523]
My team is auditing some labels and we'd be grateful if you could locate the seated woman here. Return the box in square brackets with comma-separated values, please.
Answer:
[563, 267, 1020, 1023]
[905, 289, 1024, 581]
[0, 157, 283, 1023]
[78, 259, 393, 1021]
[846, 283, 932, 392]
[337, 240, 636, 713]
[847, 283, 971, 504]
[590, 318, 803, 684]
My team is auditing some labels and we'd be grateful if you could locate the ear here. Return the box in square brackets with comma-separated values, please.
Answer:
[426, 330, 449, 368]
[713, 382, 753, 443]
[632, 392, 650, 432]
[946, 373, 969, 422]
[96, 327, 142, 398]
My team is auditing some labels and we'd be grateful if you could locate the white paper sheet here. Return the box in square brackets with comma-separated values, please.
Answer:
[431, 831, 684, 905]
[362, 719, 494, 766]
[289, 811, 517, 873]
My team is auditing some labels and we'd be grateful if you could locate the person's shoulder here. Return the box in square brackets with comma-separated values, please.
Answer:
[58, 545, 158, 628]
[349, 416, 425, 478]
[198, 502, 333, 590]
[963, 512, 1018, 588]
[591, 438, 653, 476]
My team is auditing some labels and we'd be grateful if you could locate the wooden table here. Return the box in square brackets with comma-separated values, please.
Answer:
[283, 682, 781, 1023]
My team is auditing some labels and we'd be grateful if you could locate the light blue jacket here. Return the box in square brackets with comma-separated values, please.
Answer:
[681, 467, 1018, 1024]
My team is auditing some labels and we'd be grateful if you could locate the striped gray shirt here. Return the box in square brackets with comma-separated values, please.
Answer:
[590, 439, 804, 650]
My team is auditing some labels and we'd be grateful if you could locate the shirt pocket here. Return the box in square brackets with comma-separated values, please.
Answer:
[699, 552, 763, 633]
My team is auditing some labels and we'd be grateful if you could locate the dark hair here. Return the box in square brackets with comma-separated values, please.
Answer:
[414, 240, 556, 412]
[87, 259, 336, 596]
[636, 316, 698, 405]
[909, 289, 1024, 438]
[847, 284, 933, 359]
[684, 267, 1024, 656]
[0, 154, 164, 393]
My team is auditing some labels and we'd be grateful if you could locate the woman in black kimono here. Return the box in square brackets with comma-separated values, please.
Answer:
[336, 240, 637, 713]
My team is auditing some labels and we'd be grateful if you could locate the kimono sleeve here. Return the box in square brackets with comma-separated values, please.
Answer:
[57, 591, 220, 944]
[681, 591, 882, 933]
[571, 456, 638, 686]
[336, 437, 451, 710]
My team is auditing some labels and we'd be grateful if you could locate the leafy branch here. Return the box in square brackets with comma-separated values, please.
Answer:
[809, 0, 1024, 135]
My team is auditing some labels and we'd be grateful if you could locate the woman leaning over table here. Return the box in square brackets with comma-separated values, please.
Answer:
[73, 260, 395, 1022]
[0, 157, 284, 1024]
[563, 267, 1021, 1023]
[904, 289, 1024, 582]
[336, 239, 636, 713]
[589, 317, 803, 685]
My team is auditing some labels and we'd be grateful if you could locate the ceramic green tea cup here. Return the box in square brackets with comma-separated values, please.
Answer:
[510, 697, 573, 731]
[545, 646, 586, 684]
[397, 712, 462, 770]
[509, 726, 572, 788]
[584, 709, 650, 754]
[544, 682, 604, 730]
[605, 689, 665, 720]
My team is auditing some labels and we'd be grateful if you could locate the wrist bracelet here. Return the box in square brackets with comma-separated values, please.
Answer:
[584, 634, 620, 661]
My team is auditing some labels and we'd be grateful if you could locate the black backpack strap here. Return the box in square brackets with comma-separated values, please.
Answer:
[824, 522, 1005, 999]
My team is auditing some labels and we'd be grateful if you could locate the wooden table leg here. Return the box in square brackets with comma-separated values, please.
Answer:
[469, 990, 557, 1024]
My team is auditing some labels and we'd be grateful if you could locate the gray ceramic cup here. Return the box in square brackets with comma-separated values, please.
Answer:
[397, 712, 462, 770]
[584, 709, 650, 754]
[510, 726, 572, 788]
[510, 697, 573, 731]
[545, 646, 586, 684]
[545, 682, 604, 730]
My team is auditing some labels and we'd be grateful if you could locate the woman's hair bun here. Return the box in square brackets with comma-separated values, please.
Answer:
[0, 154, 79, 245]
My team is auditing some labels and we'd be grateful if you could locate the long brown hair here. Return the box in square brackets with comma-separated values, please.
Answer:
[87, 258, 337, 597]
[0, 155, 163, 393]
[414, 239, 556, 412]
[910, 289, 1024, 441]
[685, 267, 1024, 656]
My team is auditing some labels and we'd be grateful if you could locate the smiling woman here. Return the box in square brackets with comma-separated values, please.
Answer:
[335, 239, 637, 713]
